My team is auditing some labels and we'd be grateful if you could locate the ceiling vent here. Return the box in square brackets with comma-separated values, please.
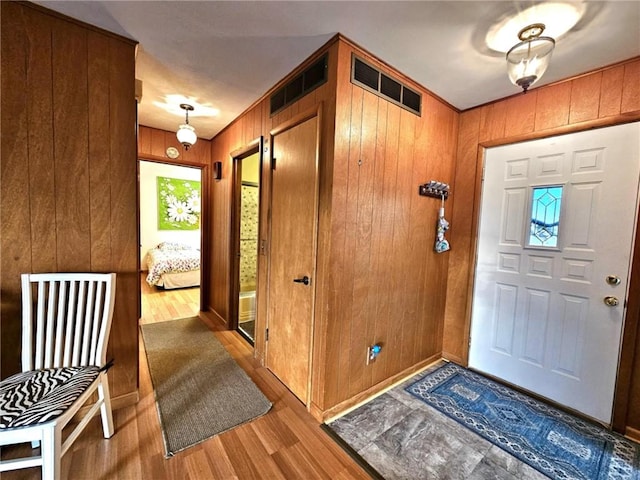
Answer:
[351, 55, 422, 116]
[270, 54, 328, 116]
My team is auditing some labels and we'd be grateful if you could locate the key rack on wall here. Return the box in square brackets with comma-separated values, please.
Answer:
[419, 180, 450, 199]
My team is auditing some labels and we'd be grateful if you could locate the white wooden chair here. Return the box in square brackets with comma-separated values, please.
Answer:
[0, 273, 116, 479]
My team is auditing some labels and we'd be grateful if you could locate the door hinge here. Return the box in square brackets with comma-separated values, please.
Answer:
[265, 328, 269, 341]
[271, 157, 276, 170]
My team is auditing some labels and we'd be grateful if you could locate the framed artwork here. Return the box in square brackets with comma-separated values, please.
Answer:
[157, 176, 201, 230]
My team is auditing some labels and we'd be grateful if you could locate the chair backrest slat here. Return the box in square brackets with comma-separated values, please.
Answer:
[63, 280, 77, 365]
[21, 273, 116, 371]
[72, 280, 87, 365]
[80, 281, 96, 366]
[21, 276, 34, 371]
[53, 280, 68, 366]
[44, 280, 58, 367]
[34, 281, 47, 369]
[89, 281, 104, 364]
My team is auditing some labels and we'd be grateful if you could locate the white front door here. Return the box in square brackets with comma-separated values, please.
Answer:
[469, 122, 640, 424]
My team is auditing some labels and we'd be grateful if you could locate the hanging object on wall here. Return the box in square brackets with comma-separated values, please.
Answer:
[176, 103, 198, 150]
[213, 161, 222, 180]
[419, 180, 450, 199]
[506, 23, 555, 93]
[435, 194, 450, 253]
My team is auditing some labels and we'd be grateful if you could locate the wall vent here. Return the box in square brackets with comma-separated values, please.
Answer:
[270, 54, 328, 116]
[351, 55, 422, 116]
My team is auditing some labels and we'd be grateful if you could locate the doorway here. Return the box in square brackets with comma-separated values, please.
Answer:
[231, 143, 262, 344]
[139, 160, 203, 325]
[266, 113, 320, 403]
[469, 122, 640, 424]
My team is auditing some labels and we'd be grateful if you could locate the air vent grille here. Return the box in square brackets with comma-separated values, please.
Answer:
[351, 55, 422, 116]
[354, 59, 379, 90]
[270, 54, 328, 116]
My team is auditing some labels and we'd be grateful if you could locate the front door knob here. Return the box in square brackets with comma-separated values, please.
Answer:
[604, 296, 619, 307]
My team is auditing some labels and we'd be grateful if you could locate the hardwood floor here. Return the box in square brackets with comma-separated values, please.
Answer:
[1, 277, 370, 479]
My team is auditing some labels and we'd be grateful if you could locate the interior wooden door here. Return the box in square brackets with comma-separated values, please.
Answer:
[266, 114, 319, 403]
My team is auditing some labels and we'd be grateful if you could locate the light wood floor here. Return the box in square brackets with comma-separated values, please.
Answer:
[1, 277, 370, 479]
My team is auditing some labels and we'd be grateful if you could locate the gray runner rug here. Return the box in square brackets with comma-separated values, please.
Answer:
[141, 316, 272, 457]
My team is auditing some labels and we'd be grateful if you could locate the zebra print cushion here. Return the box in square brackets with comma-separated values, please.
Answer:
[0, 366, 100, 429]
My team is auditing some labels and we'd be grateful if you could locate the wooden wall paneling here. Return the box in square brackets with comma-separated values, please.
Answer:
[108, 36, 139, 398]
[621, 59, 640, 113]
[52, 19, 91, 271]
[392, 109, 418, 371]
[569, 72, 602, 124]
[479, 101, 506, 143]
[182, 135, 211, 165]
[138, 125, 152, 154]
[209, 36, 460, 415]
[369, 99, 390, 388]
[343, 85, 370, 399]
[1, 1, 32, 378]
[138, 125, 212, 165]
[88, 31, 113, 273]
[25, 7, 56, 274]
[210, 129, 233, 323]
[310, 42, 341, 410]
[414, 96, 456, 361]
[599, 65, 624, 118]
[533, 81, 572, 131]
[503, 91, 538, 138]
[1, 2, 139, 408]
[318, 41, 353, 408]
[340, 84, 362, 399]
[376, 103, 401, 384]
[407, 102, 432, 365]
[150, 128, 166, 157]
[351, 90, 379, 393]
[325, 81, 358, 402]
[442, 109, 481, 363]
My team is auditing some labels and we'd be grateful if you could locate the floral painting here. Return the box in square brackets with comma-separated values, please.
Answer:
[157, 176, 201, 230]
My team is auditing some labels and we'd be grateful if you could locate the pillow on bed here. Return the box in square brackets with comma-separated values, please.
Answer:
[157, 242, 193, 251]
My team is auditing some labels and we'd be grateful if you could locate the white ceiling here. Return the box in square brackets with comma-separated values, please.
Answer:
[36, 1, 640, 140]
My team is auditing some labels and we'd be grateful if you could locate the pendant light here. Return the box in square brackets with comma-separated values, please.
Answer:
[506, 23, 555, 93]
[176, 103, 197, 150]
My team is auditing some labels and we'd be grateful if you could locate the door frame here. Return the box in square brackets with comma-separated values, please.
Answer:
[265, 105, 322, 406]
[137, 156, 211, 313]
[463, 120, 640, 433]
[229, 137, 263, 339]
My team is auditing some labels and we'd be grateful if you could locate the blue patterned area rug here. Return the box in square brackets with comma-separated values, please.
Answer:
[406, 363, 640, 480]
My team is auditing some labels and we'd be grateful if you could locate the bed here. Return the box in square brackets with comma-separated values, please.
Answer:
[146, 242, 200, 289]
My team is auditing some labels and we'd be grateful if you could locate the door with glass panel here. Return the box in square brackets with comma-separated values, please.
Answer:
[469, 122, 640, 424]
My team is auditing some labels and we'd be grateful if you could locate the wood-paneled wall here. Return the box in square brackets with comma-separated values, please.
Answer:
[1, 2, 139, 405]
[312, 40, 458, 416]
[442, 57, 640, 432]
[138, 125, 212, 165]
[208, 35, 459, 418]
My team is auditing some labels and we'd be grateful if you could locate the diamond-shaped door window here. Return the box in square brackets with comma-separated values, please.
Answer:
[528, 186, 563, 247]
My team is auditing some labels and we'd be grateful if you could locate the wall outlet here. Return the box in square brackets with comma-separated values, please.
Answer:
[366, 344, 382, 365]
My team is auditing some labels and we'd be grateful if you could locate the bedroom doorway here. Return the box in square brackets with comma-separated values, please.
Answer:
[139, 159, 203, 325]
[231, 140, 262, 344]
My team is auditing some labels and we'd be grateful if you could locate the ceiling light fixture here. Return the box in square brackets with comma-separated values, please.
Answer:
[176, 103, 197, 150]
[506, 23, 555, 93]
